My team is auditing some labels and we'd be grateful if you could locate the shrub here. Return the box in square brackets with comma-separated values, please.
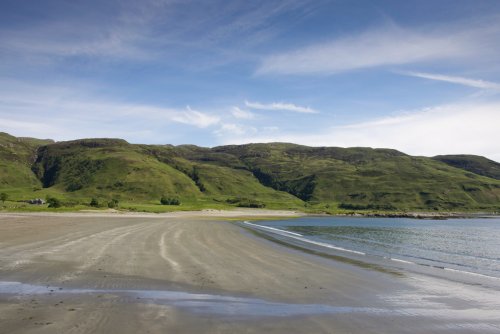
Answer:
[226, 197, 265, 208]
[0, 192, 8, 203]
[236, 200, 265, 208]
[66, 182, 83, 192]
[339, 203, 396, 211]
[108, 199, 119, 208]
[160, 196, 180, 205]
[47, 197, 62, 208]
[225, 197, 240, 204]
[239, 202, 264, 208]
[90, 198, 99, 207]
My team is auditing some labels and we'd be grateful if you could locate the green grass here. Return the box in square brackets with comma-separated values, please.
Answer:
[433, 154, 500, 180]
[212, 144, 500, 211]
[1, 132, 500, 213]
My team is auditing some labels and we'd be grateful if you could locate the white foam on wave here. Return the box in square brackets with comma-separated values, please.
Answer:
[294, 238, 366, 255]
[242, 221, 500, 281]
[390, 258, 415, 264]
[242, 221, 304, 237]
[243, 221, 366, 255]
[388, 258, 500, 280]
[443, 267, 500, 280]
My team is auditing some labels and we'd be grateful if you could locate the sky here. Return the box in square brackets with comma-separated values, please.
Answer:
[1, 0, 500, 161]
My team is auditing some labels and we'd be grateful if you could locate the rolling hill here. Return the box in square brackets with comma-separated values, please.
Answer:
[433, 155, 500, 180]
[1, 132, 499, 212]
[0, 132, 53, 189]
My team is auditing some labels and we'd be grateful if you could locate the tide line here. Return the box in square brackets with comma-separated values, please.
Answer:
[242, 221, 365, 256]
[241, 222, 500, 282]
[242, 221, 304, 237]
[443, 267, 500, 280]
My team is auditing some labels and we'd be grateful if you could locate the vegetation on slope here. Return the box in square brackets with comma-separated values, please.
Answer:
[433, 155, 500, 180]
[1, 133, 499, 213]
[31, 139, 202, 201]
[0, 132, 53, 188]
[213, 143, 500, 211]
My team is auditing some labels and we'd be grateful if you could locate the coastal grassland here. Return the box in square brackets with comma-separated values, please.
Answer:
[1, 132, 500, 213]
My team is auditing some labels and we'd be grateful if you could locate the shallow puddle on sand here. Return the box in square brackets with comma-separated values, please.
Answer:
[2, 280, 500, 332]
[0, 281, 386, 317]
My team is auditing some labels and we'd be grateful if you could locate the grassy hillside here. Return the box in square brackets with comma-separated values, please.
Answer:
[213, 143, 500, 211]
[0, 132, 53, 188]
[31, 139, 203, 202]
[433, 155, 500, 180]
[1, 138, 301, 210]
[1, 133, 499, 212]
[141, 144, 303, 208]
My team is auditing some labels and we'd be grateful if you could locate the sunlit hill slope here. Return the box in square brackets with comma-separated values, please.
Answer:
[1, 132, 499, 212]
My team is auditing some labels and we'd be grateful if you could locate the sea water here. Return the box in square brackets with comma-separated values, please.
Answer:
[249, 216, 500, 279]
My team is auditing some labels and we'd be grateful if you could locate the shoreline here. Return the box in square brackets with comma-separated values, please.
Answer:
[1, 213, 499, 333]
[0, 208, 306, 219]
[1, 207, 498, 220]
[240, 220, 500, 289]
[335, 211, 500, 219]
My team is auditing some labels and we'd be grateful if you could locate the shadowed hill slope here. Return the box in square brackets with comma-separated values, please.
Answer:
[31, 139, 204, 201]
[0, 132, 53, 188]
[212, 143, 500, 211]
[433, 155, 500, 180]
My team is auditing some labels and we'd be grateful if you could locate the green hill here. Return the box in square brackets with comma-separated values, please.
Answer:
[1, 132, 499, 212]
[31, 139, 202, 202]
[212, 144, 500, 211]
[26, 138, 301, 209]
[433, 155, 500, 180]
[0, 132, 53, 189]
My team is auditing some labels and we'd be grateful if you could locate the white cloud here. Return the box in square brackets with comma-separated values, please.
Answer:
[245, 100, 318, 113]
[0, 16, 151, 62]
[217, 102, 500, 162]
[263, 126, 279, 132]
[400, 71, 500, 91]
[171, 106, 220, 128]
[0, 81, 220, 141]
[0, 118, 62, 139]
[256, 23, 497, 75]
[231, 106, 256, 119]
[0, 0, 319, 68]
[214, 123, 252, 136]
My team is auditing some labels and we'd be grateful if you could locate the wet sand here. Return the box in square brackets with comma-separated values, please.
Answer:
[1, 211, 499, 333]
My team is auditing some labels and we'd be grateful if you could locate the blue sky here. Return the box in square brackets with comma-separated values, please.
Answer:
[1, 0, 500, 161]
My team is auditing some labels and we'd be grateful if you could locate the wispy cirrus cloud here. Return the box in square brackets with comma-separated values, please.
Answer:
[230, 107, 256, 120]
[214, 123, 256, 137]
[0, 81, 220, 141]
[171, 106, 220, 128]
[0, 0, 319, 67]
[245, 100, 318, 113]
[256, 21, 500, 75]
[0, 118, 62, 139]
[0, 1, 162, 62]
[400, 71, 500, 91]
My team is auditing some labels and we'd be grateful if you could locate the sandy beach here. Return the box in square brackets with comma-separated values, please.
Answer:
[1, 211, 499, 333]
